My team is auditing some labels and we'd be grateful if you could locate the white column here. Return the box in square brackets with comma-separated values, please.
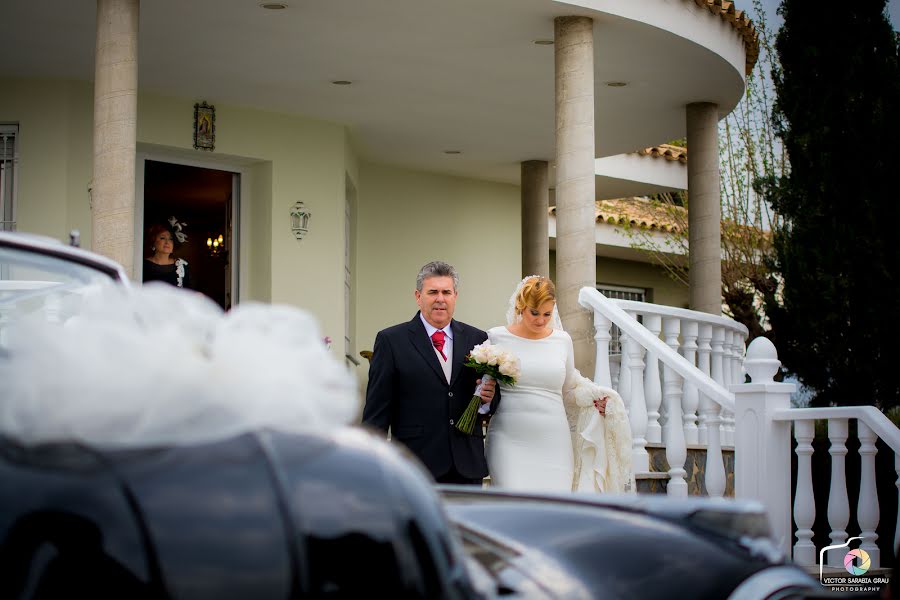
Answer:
[92, 0, 139, 276]
[826, 419, 850, 567]
[697, 323, 713, 445]
[643, 314, 662, 444]
[681, 320, 700, 445]
[592, 311, 613, 387]
[625, 313, 649, 472]
[686, 102, 722, 315]
[555, 16, 596, 386]
[733, 337, 794, 556]
[617, 330, 632, 410]
[857, 421, 880, 568]
[521, 160, 550, 278]
[662, 317, 687, 496]
[793, 420, 816, 566]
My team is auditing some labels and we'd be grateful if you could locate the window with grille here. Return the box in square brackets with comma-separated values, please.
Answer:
[597, 284, 646, 354]
[0, 125, 18, 232]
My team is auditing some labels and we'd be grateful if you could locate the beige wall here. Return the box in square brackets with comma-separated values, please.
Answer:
[550, 250, 689, 308]
[0, 79, 94, 241]
[354, 161, 520, 382]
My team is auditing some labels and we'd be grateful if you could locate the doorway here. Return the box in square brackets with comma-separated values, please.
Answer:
[142, 160, 238, 310]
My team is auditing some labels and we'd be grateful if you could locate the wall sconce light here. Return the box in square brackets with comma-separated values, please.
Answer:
[207, 233, 224, 256]
[290, 201, 311, 240]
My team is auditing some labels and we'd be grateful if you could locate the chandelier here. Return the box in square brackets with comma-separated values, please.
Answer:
[207, 234, 224, 256]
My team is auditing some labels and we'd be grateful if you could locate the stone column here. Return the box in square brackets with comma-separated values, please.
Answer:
[92, 0, 139, 276]
[686, 102, 722, 314]
[521, 160, 550, 278]
[554, 16, 596, 380]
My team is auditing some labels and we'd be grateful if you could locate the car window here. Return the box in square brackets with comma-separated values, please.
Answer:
[0, 245, 118, 341]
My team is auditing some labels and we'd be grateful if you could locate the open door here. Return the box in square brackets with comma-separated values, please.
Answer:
[141, 160, 238, 310]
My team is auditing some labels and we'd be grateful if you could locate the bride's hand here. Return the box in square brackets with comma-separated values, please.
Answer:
[593, 396, 608, 416]
[477, 378, 496, 404]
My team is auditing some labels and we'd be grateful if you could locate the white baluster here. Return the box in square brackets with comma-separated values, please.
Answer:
[643, 314, 662, 444]
[680, 320, 700, 446]
[618, 331, 632, 416]
[592, 311, 613, 388]
[610, 355, 621, 390]
[826, 419, 850, 567]
[626, 312, 649, 472]
[857, 421, 880, 568]
[723, 330, 734, 387]
[727, 330, 742, 446]
[710, 327, 726, 446]
[711, 326, 725, 385]
[662, 317, 687, 496]
[895, 452, 900, 555]
[703, 394, 726, 498]
[722, 330, 736, 446]
[696, 324, 713, 446]
[733, 330, 746, 386]
[793, 420, 816, 566]
[724, 409, 735, 448]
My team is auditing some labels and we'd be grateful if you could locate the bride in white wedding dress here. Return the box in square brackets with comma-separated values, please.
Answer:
[485, 276, 634, 493]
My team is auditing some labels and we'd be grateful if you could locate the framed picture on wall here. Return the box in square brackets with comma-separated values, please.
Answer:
[193, 101, 215, 151]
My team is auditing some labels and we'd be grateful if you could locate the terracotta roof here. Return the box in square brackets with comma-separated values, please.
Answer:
[698, 0, 760, 75]
[636, 144, 687, 163]
[551, 197, 685, 233]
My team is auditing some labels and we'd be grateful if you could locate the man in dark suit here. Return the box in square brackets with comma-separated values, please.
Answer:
[362, 261, 498, 484]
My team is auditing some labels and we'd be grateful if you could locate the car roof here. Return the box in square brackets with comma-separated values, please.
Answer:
[0, 231, 130, 284]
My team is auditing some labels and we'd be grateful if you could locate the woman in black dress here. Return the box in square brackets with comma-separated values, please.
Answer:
[143, 223, 191, 289]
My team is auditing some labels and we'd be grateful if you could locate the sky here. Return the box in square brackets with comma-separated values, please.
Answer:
[742, 0, 900, 31]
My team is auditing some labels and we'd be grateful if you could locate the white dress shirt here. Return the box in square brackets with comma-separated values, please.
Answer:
[420, 314, 491, 414]
[420, 313, 453, 383]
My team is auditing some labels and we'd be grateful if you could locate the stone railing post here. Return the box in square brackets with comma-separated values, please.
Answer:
[733, 337, 795, 555]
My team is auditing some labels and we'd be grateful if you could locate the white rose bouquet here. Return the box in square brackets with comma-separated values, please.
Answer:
[455, 341, 520, 435]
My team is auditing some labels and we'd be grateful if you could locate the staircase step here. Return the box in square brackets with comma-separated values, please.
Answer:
[636, 471, 668, 495]
[642, 445, 735, 497]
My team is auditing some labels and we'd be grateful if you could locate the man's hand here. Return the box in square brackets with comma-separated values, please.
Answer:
[477, 377, 496, 404]
[593, 396, 608, 416]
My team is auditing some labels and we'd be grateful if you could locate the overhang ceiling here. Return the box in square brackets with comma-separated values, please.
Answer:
[0, 0, 746, 185]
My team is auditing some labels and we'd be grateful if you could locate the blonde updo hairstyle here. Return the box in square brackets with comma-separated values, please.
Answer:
[515, 276, 557, 318]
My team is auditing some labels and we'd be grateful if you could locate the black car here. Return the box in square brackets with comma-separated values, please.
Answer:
[0, 232, 820, 599]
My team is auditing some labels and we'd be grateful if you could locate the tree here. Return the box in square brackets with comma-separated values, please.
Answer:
[760, 0, 900, 409]
[624, 0, 784, 343]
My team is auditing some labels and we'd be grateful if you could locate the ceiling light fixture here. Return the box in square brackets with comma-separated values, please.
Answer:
[260, 3, 287, 9]
[606, 81, 628, 87]
[331, 80, 353, 85]
[444, 150, 461, 155]
[533, 39, 554, 46]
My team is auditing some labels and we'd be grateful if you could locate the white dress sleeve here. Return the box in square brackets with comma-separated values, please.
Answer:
[560, 333, 635, 494]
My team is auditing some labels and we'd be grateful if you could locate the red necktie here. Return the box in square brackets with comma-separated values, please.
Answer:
[431, 330, 447, 361]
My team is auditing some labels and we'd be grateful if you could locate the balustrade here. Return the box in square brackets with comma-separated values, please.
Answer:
[582, 286, 900, 569]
